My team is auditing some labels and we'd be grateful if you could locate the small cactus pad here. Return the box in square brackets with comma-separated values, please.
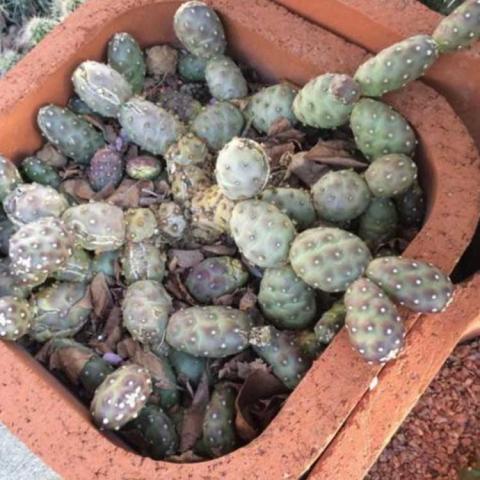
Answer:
[87, 148, 124, 192]
[205, 55, 248, 100]
[37, 105, 105, 164]
[394, 180, 426, 227]
[293, 73, 361, 129]
[9, 217, 73, 287]
[62, 202, 126, 252]
[345, 277, 405, 363]
[365, 154, 418, 197]
[121, 242, 166, 285]
[126, 156, 162, 181]
[92, 250, 120, 277]
[91, 364, 152, 431]
[165, 306, 253, 358]
[433, 0, 480, 52]
[119, 98, 186, 155]
[154, 202, 188, 244]
[122, 280, 172, 346]
[178, 52, 208, 81]
[30, 281, 92, 342]
[170, 164, 212, 205]
[168, 349, 206, 387]
[20, 157, 61, 189]
[358, 197, 398, 247]
[191, 102, 244, 151]
[215, 138, 270, 200]
[3, 183, 69, 226]
[185, 256, 248, 303]
[350, 99, 416, 161]
[0, 260, 31, 298]
[0, 219, 15, 256]
[366, 256, 454, 313]
[289, 227, 372, 292]
[174, 1, 226, 59]
[108, 32, 146, 93]
[230, 200, 296, 268]
[165, 134, 208, 167]
[247, 83, 297, 134]
[354, 35, 439, 96]
[258, 265, 317, 330]
[249, 325, 311, 390]
[146, 45, 178, 77]
[124, 208, 158, 243]
[311, 170, 371, 222]
[0, 296, 32, 341]
[53, 247, 92, 283]
[314, 301, 346, 344]
[72, 61, 133, 117]
[0, 156, 22, 201]
[203, 383, 237, 457]
[259, 187, 316, 230]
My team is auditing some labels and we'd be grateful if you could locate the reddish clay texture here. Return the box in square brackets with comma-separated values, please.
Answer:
[0, 1, 478, 479]
[275, 0, 480, 149]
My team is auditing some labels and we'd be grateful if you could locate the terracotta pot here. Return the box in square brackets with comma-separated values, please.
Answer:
[0, 1, 479, 479]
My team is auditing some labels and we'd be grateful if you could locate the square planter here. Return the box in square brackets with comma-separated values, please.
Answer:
[0, 1, 479, 479]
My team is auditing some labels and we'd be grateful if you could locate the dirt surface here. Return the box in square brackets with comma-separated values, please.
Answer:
[367, 338, 480, 480]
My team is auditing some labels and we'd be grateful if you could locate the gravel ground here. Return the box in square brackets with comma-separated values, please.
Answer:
[367, 338, 480, 480]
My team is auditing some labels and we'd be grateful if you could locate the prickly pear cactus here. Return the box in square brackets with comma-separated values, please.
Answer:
[165, 134, 209, 168]
[37, 105, 105, 165]
[62, 202, 126, 252]
[126, 156, 162, 181]
[178, 51, 208, 81]
[3, 183, 69, 226]
[247, 83, 297, 134]
[311, 170, 371, 222]
[166, 306, 252, 358]
[314, 301, 346, 344]
[365, 154, 418, 197]
[0, 296, 32, 341]
[122, 280, 172, 346]
[91, 364, 152, 430]
[249, 325, 311, 389]
[394, 180, 426, 227]
[174, 1, 226, 59]
[146, 45, 178, 77]
[205, 55, 248, 100]
[169, 349, 207, 387]
[258, 265, 317, 329]
[293, 74, 361, 129]
[259, 187, 316, 230]
[72, 61, 133, 117]
[203, 383, 237, 457]
[119, 98, 186, 155]
[345, 277, 405, 363]
[170, 164, 212, 205]
[9, 217, 73, 287]
[458, 463, 480, 480]
[350, 99, 416, 161]
[433, 0, 480, 52]
[30, 281, 92, 342]
[185, 256, 248, 303]
[154, 202, 188, 245]
[0, 156, 22, 202]
[20, 157, 61, 189]
[366, 256, 454, 312]
[121, 242, 166, 285]
[86, 148, 124, 192]
[191, 101, 244, 151]
[230, 200, 296, 268]
[122, 405, 178, 459]
[92, 250, 119, 278]
[0, 260, 31, 298]
[0, 219, 15, 256]
[124, 208, 158, 243]
[108, 32, 146, 93]
[289, 227, 372, 292]
[53, 247, 92, 283]
[215, 138, 270, 200]
[358, 197, 398, 248]
[354, 35, 439, 97]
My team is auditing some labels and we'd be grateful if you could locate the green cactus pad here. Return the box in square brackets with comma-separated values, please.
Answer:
[0, 260, 31, 299]
[126, 156, 162, 181]
[0, 296, 32, 341]
[258, 265, 317, 330]
[205, 55, 247, 100]
[121, 242, 166, 285]
[20, 156, 61, 189]
[166, 306, 253, 358]
[358, 197, 398, 248]
[350, 99, 416, 161]
[314, 301, 346, 344]
[80, 355, 115, 397]
[53, 247, 92, 283]
[0, 156, 22, 202]
[178, 52, 208, 81]
[230, 200, 296, 268]
[366, 256, 454, 313]
[0, 219, 15, 256]
[165, 134, 208, 167]
[394, 180, 426, 227]
[289, 227, 372, 292]
[124, 208, 158, 243]
[92, 250, 120, 278]
[168, 349, 207, 387]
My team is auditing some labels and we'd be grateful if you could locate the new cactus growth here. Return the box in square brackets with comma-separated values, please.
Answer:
[126, 156, 162, 181]
[86, 148, 124, 192]
[20, 157, 61, 189]
[174, 1, 226, 59]
[314, 301, 346, 344]
[345, 277, 405, 363]
[311, 170, 371, 222]
[258, 265, 317, 330]
[0, 156, 22, 202]
[178, 52, 208, 81]
[350, 99, 416, 160]
[185, 256, 248, 303]
[37, 105, 105, 164]
[215, 138, 270, 200]
[205, 55, 248, 100]
[366, 256, 454, 312]
[289, 227, 372, 292]
[354, 35, 439, 96]
[230, 200, 296, 268]
[165, 306, 253, 358]
[0, 296, 32, 341]
[91, 364, 152, 430]
[121, 242, 166, 285]
[293, 73, 361, 129]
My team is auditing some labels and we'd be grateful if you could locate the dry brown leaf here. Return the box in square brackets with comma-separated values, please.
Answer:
[201, 244, 237, 257]
[239, 289, 257, 312]
[90, 273, 113, 318]
[168, 249, 205, 271]
[287, 151, 330, 186]
[164, 273, 197, 305]
[165, 450, 206, 463]
[60, 179, 96, 202]
[106, 179, 153, 208]
[89, 305, 123, 354]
